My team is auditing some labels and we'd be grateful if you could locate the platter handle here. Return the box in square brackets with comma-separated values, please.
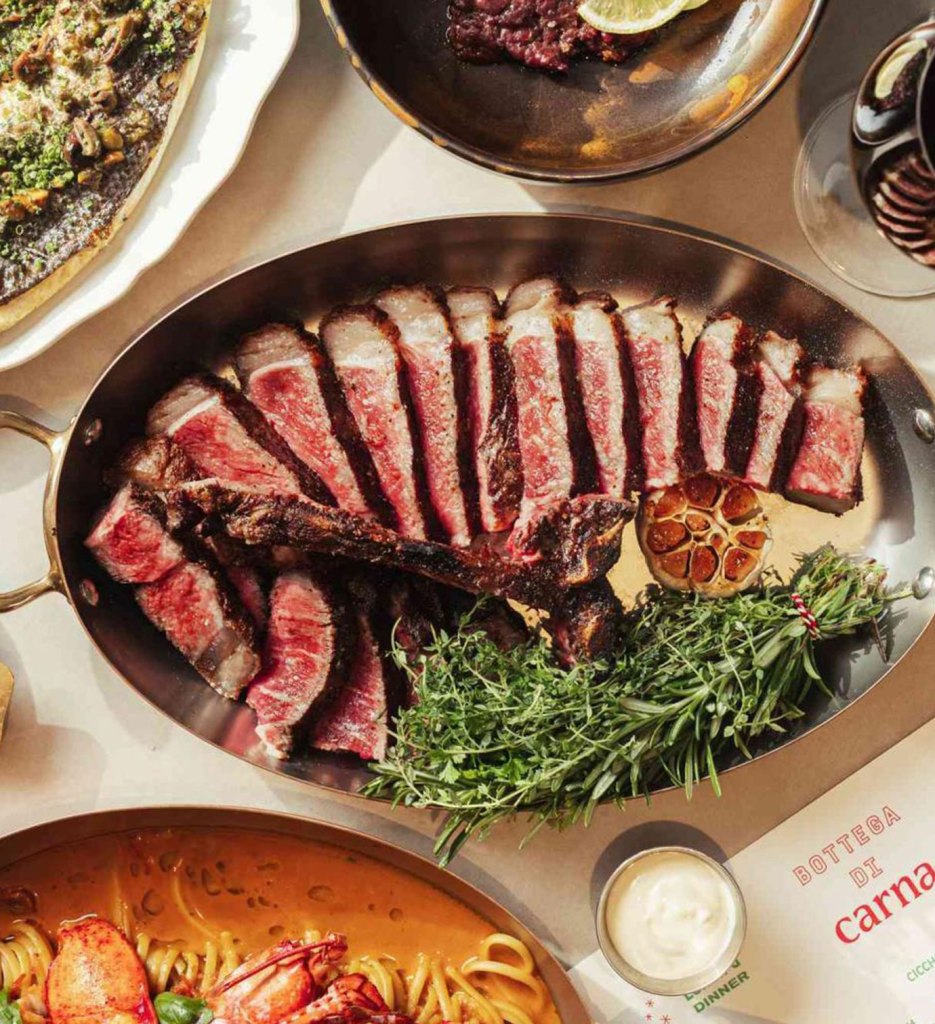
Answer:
[0, 410, 66, 612]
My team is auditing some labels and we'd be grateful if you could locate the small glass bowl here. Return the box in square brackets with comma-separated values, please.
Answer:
[595, 845, 747, 997]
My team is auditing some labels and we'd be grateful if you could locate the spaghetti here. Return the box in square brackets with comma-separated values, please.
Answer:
[0, 828, 558, 1024]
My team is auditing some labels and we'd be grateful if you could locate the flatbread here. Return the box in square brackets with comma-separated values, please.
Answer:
[0, 0, 212, 331]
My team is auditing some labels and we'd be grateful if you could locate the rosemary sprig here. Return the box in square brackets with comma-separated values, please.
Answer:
[366, 547, 907, 865]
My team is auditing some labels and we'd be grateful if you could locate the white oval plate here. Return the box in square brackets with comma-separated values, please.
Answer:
[0, 0, 300, 372]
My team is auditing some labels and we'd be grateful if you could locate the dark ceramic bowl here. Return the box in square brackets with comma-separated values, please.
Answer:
[320, 0, 826, 182]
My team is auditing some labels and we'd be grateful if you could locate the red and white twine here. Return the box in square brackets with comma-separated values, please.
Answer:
[790, 592, 820, 638]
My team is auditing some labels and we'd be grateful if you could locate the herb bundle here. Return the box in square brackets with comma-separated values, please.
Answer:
[367, 547, 905, 864]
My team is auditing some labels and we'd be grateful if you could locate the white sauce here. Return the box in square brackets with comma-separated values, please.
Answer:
[604, 851, 737, 982]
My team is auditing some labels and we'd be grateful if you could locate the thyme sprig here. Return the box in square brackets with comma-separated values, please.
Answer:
[366, 546, 906, 864]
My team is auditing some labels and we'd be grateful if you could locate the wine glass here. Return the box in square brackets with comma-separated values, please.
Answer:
[794, 19, 935, 297]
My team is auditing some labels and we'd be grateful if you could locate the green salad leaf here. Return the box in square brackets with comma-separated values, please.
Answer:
[0, 991, 23, 1024]
[368, 546, 907, 864]
[154, 993, 213, 1024]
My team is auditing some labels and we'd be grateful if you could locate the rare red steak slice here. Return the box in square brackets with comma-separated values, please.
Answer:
[447, 286, 522, 534]
[246, 570, 351, 759]
[85, 484, 185, 584]
[786, 366, 867, 514]
[136, 556, 261, 699]
[147, 374, 332, 504]
[620, 297, 700, 491]
[690, 313, 761, 478]
[571, 292, 641, 497]
[236, 323, 393, 524]
[375, 286, 477, 546]
[312, 578, 396, 761]
[320, 306, 433, 540]
[505, 278, 597, 533]
[227, 566, 268, 630]
[744, 331, 805, 491]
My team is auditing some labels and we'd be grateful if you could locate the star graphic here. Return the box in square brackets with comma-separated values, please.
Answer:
[661, 1016, 672, 1023]
[646, 1001, 655, 1009]
[645, 1015, 653, 1022]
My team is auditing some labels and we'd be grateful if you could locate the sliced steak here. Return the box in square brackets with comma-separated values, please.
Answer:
[786, 366, 867, 514]
[227, 566, 268, 631]
[571, 292, 642, 497]
[247, 570, 352, 759]
[505, 278, 597, 531]
[88, 446, 262, 696]
[320, 305, 433, 540]
[136, 556, 261, 699]
[311, 577, 397, 761]
[147, 374, 333, 503]
[236, 323, 392, 523]
[170, 482, 632, 605]
[690, 313, 761, 478]
[744, 331, 805, 491]
[85, 484, 185, 584]
[104, 436, 197, 493]
[620, 297, 700, 491]
[375, 286, 478, 545]
[447, 286, 523, 534]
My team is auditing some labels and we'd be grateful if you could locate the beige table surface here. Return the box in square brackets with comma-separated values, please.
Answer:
[1, 0, 934, 972]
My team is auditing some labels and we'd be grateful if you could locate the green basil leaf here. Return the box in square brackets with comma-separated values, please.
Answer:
[0, 991, 23, 1024]
[154, 992, 213, 1024]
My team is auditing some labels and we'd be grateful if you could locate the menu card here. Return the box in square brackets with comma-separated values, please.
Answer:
[571, 716, 935, 1023]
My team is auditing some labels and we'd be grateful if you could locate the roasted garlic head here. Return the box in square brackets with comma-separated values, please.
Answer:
[638, 474, 773, 597]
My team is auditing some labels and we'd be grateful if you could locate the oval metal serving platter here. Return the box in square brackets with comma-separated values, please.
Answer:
[0, 806, 588, 1024]
[4, 214, 934, 799]
[320, 0, 826, 182]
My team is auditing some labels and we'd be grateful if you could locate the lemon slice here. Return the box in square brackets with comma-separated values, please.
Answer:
[873, 39, 926, 101]
[577, 0, 692, 34]
[682, 0, 711, 8]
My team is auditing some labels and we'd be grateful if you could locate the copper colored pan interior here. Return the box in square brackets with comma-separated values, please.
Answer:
[0, 806, 589, 1023]
[45, 214, 935, 796]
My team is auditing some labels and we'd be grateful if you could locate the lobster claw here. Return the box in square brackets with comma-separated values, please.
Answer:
[206, 933, 349, 1024]
[282, 973, 395, 1024]
[46, 917, 157, 1024]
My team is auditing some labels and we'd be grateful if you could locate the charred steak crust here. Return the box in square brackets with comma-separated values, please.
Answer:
[450, 316, 484, 539]
[169, 482, 632, 607]
[556, 305, 600, 498]
[615, 310, 644, 493]
[105, 436, 198, 493]
[724, 336, 763, 480]
[236, 322, 398, 528]
[448, 285, 524, 534]
[485, 331, 525, 522]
